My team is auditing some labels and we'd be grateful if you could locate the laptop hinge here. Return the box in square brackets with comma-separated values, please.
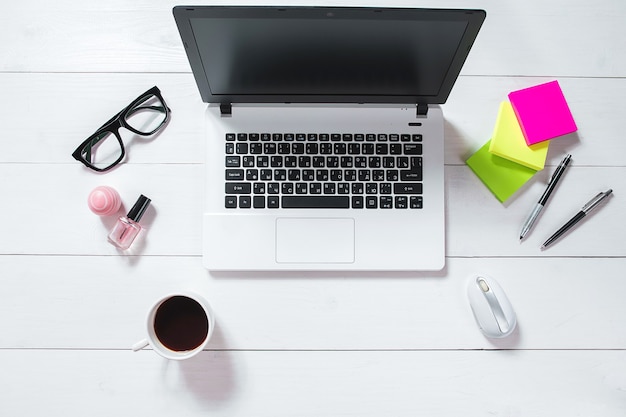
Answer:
[220, 103, 232, 117]
[416, 103, 428, 118]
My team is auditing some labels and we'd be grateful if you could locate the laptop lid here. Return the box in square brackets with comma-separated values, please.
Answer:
[173, 6, 486, 108]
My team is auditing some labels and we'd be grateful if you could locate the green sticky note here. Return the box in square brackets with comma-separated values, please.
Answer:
[467, 140, 537, 202]
[489, 101, 549, 171]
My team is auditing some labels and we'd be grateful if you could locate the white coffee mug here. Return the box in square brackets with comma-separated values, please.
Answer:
[132, 291, 215, 360]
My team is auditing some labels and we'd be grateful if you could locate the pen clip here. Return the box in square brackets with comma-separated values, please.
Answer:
[551, 154, 571, 182]
[582, 189, 612, 213]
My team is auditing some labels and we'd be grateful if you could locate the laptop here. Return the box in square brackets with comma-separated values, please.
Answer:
[173, 6, 485, 271]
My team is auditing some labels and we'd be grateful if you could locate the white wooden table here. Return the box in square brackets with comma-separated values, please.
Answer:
[1, 1, 625, 415]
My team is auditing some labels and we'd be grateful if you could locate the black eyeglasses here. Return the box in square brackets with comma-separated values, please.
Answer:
[72, 86, 171, 172]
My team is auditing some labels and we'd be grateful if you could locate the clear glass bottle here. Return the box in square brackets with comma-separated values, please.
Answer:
[107, 194, 151, 250]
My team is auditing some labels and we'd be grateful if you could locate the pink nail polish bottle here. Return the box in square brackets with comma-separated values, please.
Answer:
[107, 194, 151, 250]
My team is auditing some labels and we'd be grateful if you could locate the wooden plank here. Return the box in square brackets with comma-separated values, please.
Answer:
[1, 1, 625, 77]
[1, 73, 624, 167]
[448, 165, 625, 257]
[1, 349, 625, 416]
[1, 256, 625, 350]
[0, 163, 623, 257]
[0, 73, 205, 164]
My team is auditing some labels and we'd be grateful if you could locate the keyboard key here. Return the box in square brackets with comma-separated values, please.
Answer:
[225, 196, 237, 208]
[394, 183, 423, 194]
[278, 143, 290, 154]
[268, 182, 280, 194]
[271, 156, 283, 167]
[296, 183, 308, 194]
[403, 143, 422, 155]
[282, 196, 350, 208]
[352, 183, 364, 194]
[386, 170, 399, 181]
[253, 183, 266, 194]
[236, 143, 248, 154]
[260, 169, 272, 180]
[302, 169, 315, 181]
[282, 182, 294, 194]
[306, 143, 319, 154]
[400, 157, 423, 181]
[285, 156, 297, 167]
[242, 156, 255, 167]
[246, 169, 259, 180]
[250, 143, 263, 154]
[334, 143, 347, 154]
[225, 182, 251, 194]
[268, 196, 280, 208]
[395, 196, 408, 209]
[352, 196, 364, 208]
[410, 196, 423, 209]
[264, 143, 277, 154]
[292, 143, 305, 154]
[380, 196, 393, 208]
[253, 196, 265, 208]
[380, 183, 392, 194]
[390, 144, 402, 155]
[288, 169, 301, 181]
[310, 183, 322, 194]
[225, 169, 244, 180]
[274, 169, 287, 181]
[376, 144, 388, 154]
[256, 155, 269, 167]
[239, 196, 251, 208]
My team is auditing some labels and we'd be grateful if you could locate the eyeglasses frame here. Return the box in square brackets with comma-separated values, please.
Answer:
[71, 86, 171, 172]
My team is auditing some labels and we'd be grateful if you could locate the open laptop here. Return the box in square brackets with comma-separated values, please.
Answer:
[173, 6, 485, 271]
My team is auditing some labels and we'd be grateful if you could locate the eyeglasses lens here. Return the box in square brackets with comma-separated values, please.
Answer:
[124, 93, 168, 134]
[80, 130, 123, 171]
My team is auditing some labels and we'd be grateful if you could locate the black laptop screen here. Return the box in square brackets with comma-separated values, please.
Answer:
[175, 7, 486, 104]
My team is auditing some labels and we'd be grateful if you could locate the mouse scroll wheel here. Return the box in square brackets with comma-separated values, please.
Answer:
[478, 278, 490, 292]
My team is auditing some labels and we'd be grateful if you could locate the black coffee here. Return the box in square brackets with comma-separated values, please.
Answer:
[154, 296, 209, 352]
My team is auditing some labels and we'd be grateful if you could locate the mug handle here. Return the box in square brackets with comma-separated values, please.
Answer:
[132, 339, 149, 352]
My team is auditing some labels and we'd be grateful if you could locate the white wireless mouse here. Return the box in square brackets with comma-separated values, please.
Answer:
[467, 274, 517, 338]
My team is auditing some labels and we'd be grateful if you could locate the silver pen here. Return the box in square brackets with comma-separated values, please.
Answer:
[520, 154, 572, 240]
[541, 189, 613, 249]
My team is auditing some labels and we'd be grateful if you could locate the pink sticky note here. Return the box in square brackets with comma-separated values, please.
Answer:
[508, 80, 577, 145]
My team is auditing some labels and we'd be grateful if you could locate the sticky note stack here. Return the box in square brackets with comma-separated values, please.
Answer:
[467, 80, 577, 202]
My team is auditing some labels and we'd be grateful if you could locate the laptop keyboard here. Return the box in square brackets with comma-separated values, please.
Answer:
[224, 132, 423, 209]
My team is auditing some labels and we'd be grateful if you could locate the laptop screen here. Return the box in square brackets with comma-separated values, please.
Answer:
[174, 7, 486, 105]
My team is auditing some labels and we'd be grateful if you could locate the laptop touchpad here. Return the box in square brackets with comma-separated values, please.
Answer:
[276, 218, 355, 264]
